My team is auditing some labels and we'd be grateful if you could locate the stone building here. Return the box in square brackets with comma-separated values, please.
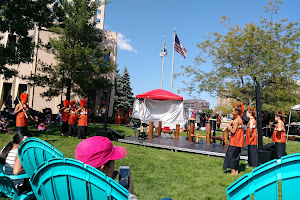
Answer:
[0, 1, 117, 116]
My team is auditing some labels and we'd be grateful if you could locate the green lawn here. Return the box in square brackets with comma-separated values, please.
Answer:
[1, 124, 300, 200]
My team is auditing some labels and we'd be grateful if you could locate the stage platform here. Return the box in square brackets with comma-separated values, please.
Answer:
[119, 134, 248, 160]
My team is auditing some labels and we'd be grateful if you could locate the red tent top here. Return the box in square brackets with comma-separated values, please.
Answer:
[136, 89, 183, 100]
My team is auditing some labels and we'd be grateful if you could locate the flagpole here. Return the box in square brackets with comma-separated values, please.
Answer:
[161, 36, 165, 89]
[171, 28, 176, 93]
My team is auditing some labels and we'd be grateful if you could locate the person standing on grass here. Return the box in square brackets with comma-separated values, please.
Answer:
[246, 106, 258, 167]
[217, 114, 222, 131]
[223, 102, 244, 175]
[67, 100, 78, 137]
[115, 107, 124, 125]
[60, 100, 69, 136]
[101, 105, 106, 123]
[76, 99, 88, 139]
[14, 93, 30, 133]
[272, 110, 287, 159]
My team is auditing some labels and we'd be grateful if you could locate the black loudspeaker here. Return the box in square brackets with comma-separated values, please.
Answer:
[263, 142, 275, 150]
[258, 149, 274, 164]
[96, 128, 125, 141]
[106, 128, 125, 139]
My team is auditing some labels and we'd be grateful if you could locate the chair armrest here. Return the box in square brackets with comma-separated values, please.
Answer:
[7, 173, 30, 179]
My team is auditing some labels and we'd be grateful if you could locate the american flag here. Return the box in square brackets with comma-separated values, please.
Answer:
[174, 34, 187, 58]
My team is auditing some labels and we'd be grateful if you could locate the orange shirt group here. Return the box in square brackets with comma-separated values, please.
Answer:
[230, 116, 286, 147]
[62, 107, 88, 126]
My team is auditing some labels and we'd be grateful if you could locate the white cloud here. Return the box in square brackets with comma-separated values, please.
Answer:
[117, 33, 138, 53]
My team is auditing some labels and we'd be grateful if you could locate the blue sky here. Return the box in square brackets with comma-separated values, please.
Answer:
[104, 0, 300, 108]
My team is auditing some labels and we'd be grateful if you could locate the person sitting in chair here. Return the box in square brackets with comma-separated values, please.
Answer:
[0, 130, 32, 193]
[75, 136, 138, 200]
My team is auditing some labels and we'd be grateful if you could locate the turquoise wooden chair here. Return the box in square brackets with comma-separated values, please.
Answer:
[227, 153, 300, 200]
[30, 157, 129, 200]
[0, 170, 34, 200]
[18, 137, 64, 178]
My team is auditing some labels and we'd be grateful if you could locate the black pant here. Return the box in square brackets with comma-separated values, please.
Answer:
[68, 124, 77, 137]
[77, 126, 87, 139]
[16, 126, 28, 134]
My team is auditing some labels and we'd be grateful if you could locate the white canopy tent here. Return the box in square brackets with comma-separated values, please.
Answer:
[287, 104, 300, 142]
[132, 89, 187, 129]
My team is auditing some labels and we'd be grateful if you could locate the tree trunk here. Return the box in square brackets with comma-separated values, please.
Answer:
[66, 79, 71, 100]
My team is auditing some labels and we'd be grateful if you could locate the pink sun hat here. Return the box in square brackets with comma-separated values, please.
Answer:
[75, 136, 127, 168]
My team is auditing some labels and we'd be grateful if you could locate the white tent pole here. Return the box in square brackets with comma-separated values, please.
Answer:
[286, 110, 292, 143]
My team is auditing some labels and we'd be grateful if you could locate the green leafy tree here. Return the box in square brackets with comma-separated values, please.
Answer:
[114, 67, 134, 112]
[0, 0, 60, 78]
[26, 0, 114, 100]
[177, 1, 300, 113]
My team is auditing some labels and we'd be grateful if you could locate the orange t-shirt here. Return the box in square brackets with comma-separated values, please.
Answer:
[68, 108, 78, 125]
[246, 120, 257, 145]
[272, 123, 286, 143]
[16, 103, 29, 127]
[78, 108, 88, 126]
[62, 109, 69, 122]
[229, 116, 244, 147]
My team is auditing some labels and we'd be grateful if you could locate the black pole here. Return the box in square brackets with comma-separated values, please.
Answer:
[103, 87, 111, 132]
[256, 84, 263, 150]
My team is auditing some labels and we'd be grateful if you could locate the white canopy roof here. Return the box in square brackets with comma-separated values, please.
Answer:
[291, 104, 300, 111]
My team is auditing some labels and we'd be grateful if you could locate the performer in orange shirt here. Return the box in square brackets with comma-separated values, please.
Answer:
[115, 107, 124, 125]
[223, 102, 244, 175]
[272, 110, 286, 159]
[76, 99, 88, 139]
[14, 93, 30, 133]
[67, 100, 78, 137]
[246, 106, 258, 167]
[59, 100, 69, 136]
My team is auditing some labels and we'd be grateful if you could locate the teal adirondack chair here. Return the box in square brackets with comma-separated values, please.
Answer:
[0, 170, 34, 200]
[18, 137, 64, 178]
[30, 158, 129, 200]
[227, 153, 300, 200]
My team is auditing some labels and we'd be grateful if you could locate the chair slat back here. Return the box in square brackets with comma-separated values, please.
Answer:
[0, 173, 16, 198]
[31, 158, 129, 200]
[227, 153, 300, 200]
[18, 137, 64, 178]
[281, 154, 300, 200]
[252, 159, 278, 199]
[226, 174, 251, 200]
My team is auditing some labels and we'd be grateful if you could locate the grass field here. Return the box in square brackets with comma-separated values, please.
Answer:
[1, 123, 300, 200]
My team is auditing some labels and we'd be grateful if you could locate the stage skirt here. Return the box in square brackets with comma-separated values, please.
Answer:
[248, 145, 259, 167]
[274, 142, 286, 159]
[223, 145, 241, 170]
[116, 117, 122, 124]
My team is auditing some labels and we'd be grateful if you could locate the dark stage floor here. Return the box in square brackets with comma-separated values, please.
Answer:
[119, 134, 248, 160]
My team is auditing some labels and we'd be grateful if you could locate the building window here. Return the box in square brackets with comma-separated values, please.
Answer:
[99, 1, 102, 5]
[97, 9, 101, 14]
[96, 18, 100, 23]
[104, 52, 110, 66]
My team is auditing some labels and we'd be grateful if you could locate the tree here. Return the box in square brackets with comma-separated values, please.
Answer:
[177, 1, 300, 113]
[0, 0, 60, 78]
[26, 0, 115, 100]
[114, 67, 134, 112]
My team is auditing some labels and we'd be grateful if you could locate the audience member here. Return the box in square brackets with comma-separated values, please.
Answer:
[75, 136, 138, 200]
[0, 130, 32, 192]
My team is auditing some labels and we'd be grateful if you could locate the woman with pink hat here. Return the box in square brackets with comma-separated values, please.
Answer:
[75, 136, 137, 199]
